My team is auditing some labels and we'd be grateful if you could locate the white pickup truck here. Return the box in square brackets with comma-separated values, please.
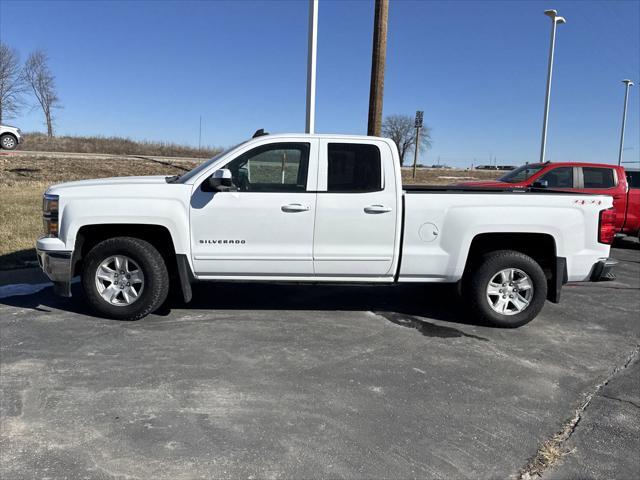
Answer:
[36, 132, 617, 327]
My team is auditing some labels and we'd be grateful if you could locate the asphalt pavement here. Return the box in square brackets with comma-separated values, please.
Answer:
[1, 240, 638, 479]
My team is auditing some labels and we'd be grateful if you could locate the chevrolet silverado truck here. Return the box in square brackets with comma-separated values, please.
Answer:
[36, 132, 618, 327]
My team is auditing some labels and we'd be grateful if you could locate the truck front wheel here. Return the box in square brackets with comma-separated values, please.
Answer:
[465, 250, 547, 328]
[81, 237, 169, 320]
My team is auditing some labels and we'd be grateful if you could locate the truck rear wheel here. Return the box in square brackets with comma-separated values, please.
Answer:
[465, 250, 547, 328]
[81, 237, 169, 320]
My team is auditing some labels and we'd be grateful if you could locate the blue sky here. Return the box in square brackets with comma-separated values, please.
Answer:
[1, 0, 638, 167]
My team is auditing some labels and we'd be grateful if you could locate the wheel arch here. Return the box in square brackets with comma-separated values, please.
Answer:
[462, 232, 566, 303]
[73, 223, 194, 302]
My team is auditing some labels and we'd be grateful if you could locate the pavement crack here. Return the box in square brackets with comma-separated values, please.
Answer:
[600, 393, 640, 410]
[517, 345, 640, 480]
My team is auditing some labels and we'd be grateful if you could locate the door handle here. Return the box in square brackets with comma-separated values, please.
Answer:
[281, 203, 310, 213]
[364, 205, 392, 214]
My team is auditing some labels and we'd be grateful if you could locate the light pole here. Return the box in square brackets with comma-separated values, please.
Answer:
[539, 9, 566, 164]
[617, 79, 634, 166]
[305, 0, 318, 134]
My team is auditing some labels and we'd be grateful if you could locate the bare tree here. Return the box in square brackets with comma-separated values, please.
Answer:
[0, 43, 26, 124]
[382, 114, 432, 166]
[24, 50, 60, 136]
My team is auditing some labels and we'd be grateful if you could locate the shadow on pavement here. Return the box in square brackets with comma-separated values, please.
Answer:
[0, 248, 38, 270]
[613, 236, 640, 250]
[0, 280, 490, 338]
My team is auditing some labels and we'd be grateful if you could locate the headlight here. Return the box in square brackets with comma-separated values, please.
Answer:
[43, 193, 59, 237]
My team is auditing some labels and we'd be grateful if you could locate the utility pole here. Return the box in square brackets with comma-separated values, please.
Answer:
[412, 110, 423, 179]
[305, 0, 318, 134]
[540, 9, 566, 163]
[367, 0, 388, 136]
[198, 115, 202, 150]
[617, 79, 634, 166]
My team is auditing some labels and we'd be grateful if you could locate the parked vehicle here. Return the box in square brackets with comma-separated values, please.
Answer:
[460, 161, 639, 238]
[0, 125, 23, 150]
[36, 132, 616, 327]
[624, 167, 640, 239]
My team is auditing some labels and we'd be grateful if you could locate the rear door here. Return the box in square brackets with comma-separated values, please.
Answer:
[576, 166, 626, 230]
[313, 140, 399, 277]
[623, 169, 640, 234]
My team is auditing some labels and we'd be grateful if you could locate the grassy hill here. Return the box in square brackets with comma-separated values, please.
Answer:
[20, 132, 221, 158]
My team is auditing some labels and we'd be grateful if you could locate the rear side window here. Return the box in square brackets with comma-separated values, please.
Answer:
[583, 167, 615, 189]
[540, 167, 573, 188]
[627, 170, 640, 189]
[327, 143, 382, 192]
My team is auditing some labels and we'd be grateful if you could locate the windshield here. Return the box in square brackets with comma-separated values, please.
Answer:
[175, 142, 245, 184]
[498, 163, 546, 183]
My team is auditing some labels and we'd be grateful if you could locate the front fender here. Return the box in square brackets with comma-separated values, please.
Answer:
[59, 197, 191, 256]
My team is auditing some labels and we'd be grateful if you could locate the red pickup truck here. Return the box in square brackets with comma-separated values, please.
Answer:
[460, 162, 640, 239]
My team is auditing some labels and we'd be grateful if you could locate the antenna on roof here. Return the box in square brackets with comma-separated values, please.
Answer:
[252, 129, 269, 138]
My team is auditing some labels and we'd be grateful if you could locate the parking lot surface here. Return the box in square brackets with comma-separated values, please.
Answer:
[1, 242, 639, 479]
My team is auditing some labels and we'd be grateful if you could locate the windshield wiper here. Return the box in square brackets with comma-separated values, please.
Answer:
[165, 175, 180, 183]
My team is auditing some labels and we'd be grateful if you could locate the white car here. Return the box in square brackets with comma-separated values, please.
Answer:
[36, 131, 617, 327]
[0, 124, 23, 150]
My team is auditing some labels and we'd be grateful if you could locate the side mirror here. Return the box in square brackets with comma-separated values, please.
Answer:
[204, 169, 234, 191]
[532, 179, 549, 189]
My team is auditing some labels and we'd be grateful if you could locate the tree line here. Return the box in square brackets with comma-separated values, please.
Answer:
[0, 43, 61, 136]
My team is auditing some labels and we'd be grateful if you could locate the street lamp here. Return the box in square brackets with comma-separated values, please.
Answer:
[305, 0, 318, 134]
[539, 9, 566, 164]
[618, 79, 634, 166]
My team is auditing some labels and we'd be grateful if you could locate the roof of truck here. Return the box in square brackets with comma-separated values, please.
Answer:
[253, 132, 391, 142]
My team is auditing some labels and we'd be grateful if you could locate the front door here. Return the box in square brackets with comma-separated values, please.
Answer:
[190, 140, 318, 276]
[313, 140, 399, 277]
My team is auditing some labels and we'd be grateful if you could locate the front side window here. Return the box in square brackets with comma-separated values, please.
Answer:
[540, 167, 573, 188]
[223, 143, 310, 192]
[327, 143, 382, 192]
[583, 167, 615, 189]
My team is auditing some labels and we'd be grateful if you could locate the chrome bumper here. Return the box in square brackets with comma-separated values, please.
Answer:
[36, 248, 73, 297]
[590, 257, 618, 282]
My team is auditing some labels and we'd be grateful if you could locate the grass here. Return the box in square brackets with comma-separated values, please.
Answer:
[0, 153, 201, 269]
[0, 184, 45, 269]
[401, 166, 502, 185]
[21, 132, 221, 158]
[0, 151, 502, 270]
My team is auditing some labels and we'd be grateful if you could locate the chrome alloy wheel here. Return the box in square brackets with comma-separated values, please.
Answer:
[95, 255, 144, 306]
[486, 268, 534, 316]
[1, 136, 16, 149]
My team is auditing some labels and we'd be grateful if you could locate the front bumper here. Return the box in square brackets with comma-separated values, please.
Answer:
[590, 257, 618, 282]
[16, 133, 23, 144]
[36, 239, 73, 297]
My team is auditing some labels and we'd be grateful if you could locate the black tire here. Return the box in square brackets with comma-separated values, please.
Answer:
[0, 134, 17, 150]
[464, 250, 547, 328]
[82, 237, 169, 320]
